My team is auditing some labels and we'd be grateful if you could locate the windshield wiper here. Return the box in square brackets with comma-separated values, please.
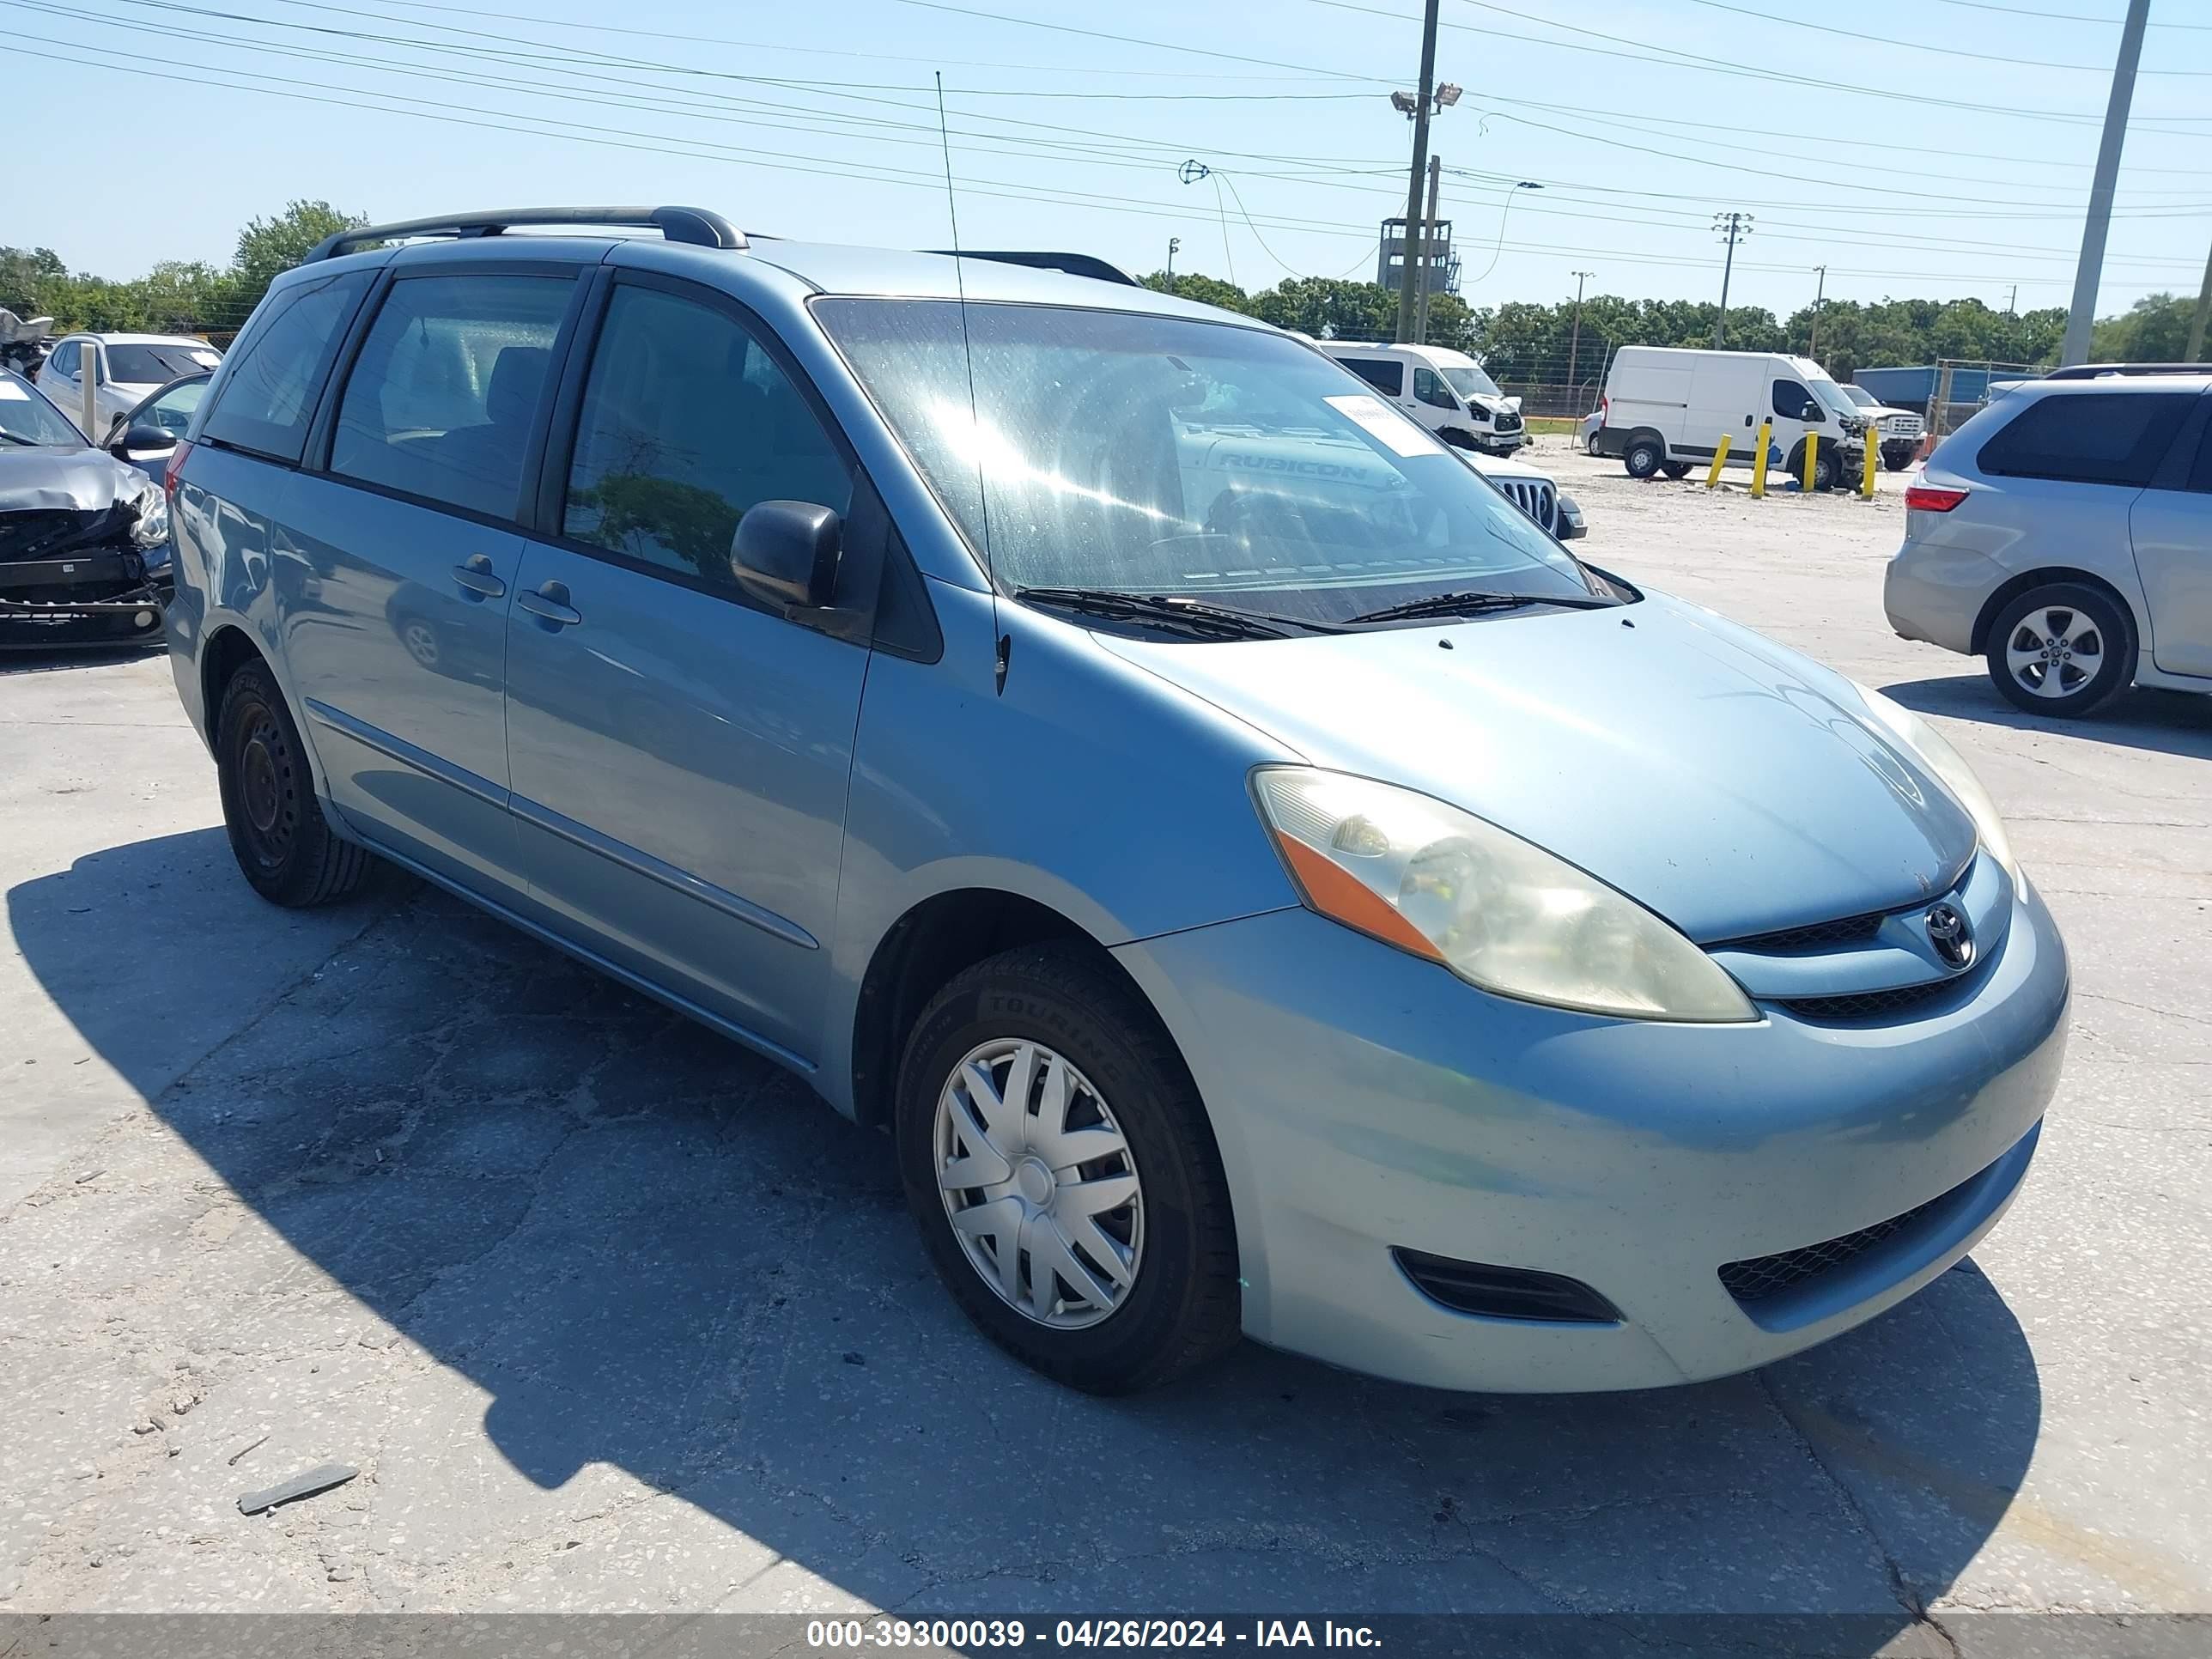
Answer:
[1344, 587, 1617, 625]
[0, 431, 40, 447]
[1015, 586, 1340, 639]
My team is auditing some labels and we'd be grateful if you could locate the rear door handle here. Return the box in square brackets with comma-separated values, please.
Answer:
[452, 555, 506, 600]
[517, 581, 581, 629]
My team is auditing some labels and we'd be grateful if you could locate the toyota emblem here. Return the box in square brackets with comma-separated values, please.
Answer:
[1925, 902, 1974, 970]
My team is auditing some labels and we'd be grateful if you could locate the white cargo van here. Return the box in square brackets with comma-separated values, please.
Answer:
[1325, 342, 1529, 456]
[1591, 346, 1866, 489]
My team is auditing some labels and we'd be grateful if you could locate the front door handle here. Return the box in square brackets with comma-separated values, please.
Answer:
[517, 580, 581, 629]
[452, 555, 506, 600]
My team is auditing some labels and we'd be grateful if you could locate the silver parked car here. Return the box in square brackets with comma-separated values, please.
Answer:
[1885, 373, 2212, 717]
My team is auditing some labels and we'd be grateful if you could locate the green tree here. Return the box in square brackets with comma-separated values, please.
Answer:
[1140, 271, 1254, 313]
[229, 201, 368, 316]
[2091, 292, 2197, 362]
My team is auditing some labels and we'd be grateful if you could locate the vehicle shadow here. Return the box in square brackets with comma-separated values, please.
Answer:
[6, 829, 2046, 1623]
[0, 642, 164, 677]
[1881, 672, 2212, 763]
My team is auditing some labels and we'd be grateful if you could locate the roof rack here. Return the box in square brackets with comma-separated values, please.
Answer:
[923, 249, 1140, 287]
[307, 206, 746, 262]
[2043, 362, 2211, 380]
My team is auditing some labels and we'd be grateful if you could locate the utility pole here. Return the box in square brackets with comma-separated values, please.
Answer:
[2187, 234, 2212, 362]
[1413, 155, 1443, 343]
[1712, 211, 1752, 350]
[2062, 0, 2151, 366]
[1394, 0, 1442, 344]
[1808, 264, 1827, 360]
[1566, 269, 1594, 393]
[2007, 283, 2018, 316]
[1166, 236, 1179, 284]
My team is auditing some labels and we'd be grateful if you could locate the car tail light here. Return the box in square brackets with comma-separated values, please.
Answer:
[163, 439, 191, 504]
[1905, 483, 1967, 512]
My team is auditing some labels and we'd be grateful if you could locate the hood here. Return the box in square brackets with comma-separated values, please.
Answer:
[1468, 454, 1552, 484]
[0, 447, 150, 517]
[1099, 592, 1978, 941]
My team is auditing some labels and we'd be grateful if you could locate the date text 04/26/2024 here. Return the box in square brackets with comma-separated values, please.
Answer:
[802, 1620, 1383, 1649]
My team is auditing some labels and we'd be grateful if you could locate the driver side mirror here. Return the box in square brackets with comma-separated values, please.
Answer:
[110, 423, 173, 457]
[730, 500, 842, 611]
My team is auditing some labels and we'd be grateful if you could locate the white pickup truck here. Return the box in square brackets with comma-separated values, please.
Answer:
[1842, 384, 1925, 471]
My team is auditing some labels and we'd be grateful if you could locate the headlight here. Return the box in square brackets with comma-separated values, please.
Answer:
[1250, 768, 1756, 1023]
[1853, 684, 2021, 885]
[128, 486, 169, 549]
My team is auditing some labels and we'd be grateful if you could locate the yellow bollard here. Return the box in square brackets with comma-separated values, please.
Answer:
[1705, 434, 1732, 487]
[1860, 432, 1879, 501]
[1750, 421, 1772, 498]
[1802, 433, 1819, 495]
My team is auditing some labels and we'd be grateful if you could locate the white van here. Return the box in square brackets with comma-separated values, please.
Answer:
[1325, 342, 1529, 456]
[1592, 346, 1866, 489]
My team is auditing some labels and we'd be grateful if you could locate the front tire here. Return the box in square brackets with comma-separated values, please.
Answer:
[1984, 583, 2134, 718]
[214, 661, 370, 906]
[896, 944, 1241, 1394]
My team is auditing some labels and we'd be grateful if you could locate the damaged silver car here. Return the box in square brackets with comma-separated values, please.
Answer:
[1, 367, 172, 648]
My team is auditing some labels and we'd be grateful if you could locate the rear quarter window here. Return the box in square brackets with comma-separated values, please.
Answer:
[1340, 358, 1403, 397]
[1976, 391, 2196, 488]
[198, 270, 374, 464]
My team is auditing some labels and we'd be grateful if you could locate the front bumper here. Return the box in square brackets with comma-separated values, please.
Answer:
[0, 563, 171, 648]
[1114, 878, 2068, 1392]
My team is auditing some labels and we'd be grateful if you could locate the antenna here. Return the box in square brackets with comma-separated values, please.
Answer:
[935, 70, 1006, 692]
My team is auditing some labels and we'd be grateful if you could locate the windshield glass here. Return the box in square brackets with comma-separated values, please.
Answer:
[816, 300, 1596, 623]
[106, 343, 221, 384]
[0, 372, 86, 447]
[1843, 385, 1876, 407]
[1441, 363, 1502, 400]
[1802, 368, 1857, 418]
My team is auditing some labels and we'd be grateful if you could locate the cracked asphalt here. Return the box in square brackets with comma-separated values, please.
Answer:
[2, 443, 2208, 1623]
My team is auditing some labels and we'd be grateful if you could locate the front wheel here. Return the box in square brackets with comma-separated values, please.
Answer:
[1623, 436, 1664, 479]
[896, 945, 1241, 1394]
[1986, 584, 2134, 718]
[215, 661, 371, 906]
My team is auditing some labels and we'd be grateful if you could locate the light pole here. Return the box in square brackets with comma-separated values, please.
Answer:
[1166, 236, 1180, 285]
[2186, 234, 2212, 363]
[2062, 0, 2151, 366]
[1567, 269, 1594, 394]
[1808, 264, 1827, 361]
[1712, 211, 1753, 349]
[1413, 155, 1443, 343]
[1391, 0, 1454, 344]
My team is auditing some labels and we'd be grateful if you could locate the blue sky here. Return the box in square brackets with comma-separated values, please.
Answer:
[11, 0, 2211, 323]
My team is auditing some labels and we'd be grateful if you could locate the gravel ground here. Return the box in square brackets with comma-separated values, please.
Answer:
[2, 446, 2208, 1627]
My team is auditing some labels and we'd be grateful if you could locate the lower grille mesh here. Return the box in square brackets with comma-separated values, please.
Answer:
[1720, 1186, 1956, 1304]
[1776, 979, 1961, 1023]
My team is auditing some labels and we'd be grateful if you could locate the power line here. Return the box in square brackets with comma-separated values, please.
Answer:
[1669, 0, 2212, 73]
[1928, 0, 2212, 26]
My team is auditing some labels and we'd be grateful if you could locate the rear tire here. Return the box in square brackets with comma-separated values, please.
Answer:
[1984, 583, 2134, 719]
[1882, 451, 1914, 472]
[214, 661, 370, 906]
[896, 944, 1241, 1394]
[1623, 435, 1664, 479]
[1660, 460, 1692, 480]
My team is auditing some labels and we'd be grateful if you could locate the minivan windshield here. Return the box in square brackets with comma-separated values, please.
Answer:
[816, 300, 1601, 626]
[1441, 362, 1503, 400]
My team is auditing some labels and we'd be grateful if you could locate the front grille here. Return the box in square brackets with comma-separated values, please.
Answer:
[1720, 1174, 1968, 1305]
[1881, 414, 1925, 438]
[1, 508, 106, 562]
[1774, 977, 1964, 1024]
[1719, 909, 1887, 953]
[1497, 479, 1556, 532]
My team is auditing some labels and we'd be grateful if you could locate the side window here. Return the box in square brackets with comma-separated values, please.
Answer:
[1977, 392, 2196, 488]
[329, 273, 572, 520]
[141, 380, 208, 438]
[562, 284, 852, 592]
[48, 341, 77, 378]
[200, 270, 373, 464]
[2184, 409, 2212, 494]
[1343, 358, 1403, 398]
[1413, 366, 1457, 410]
[1771, 380, 1814, 421]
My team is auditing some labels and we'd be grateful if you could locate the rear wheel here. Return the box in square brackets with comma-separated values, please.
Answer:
[1660, 460, 1692, 479]
[1984, 583, 2134, 718]
[1882, 449, 1915, 472]
[896, 944, 1241, 1394]
[214, 661, 370, 906]
[1623, 435, 1664, 479]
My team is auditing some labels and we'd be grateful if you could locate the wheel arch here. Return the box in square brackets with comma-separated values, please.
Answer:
[198, 622, 267, 722]
[1970, 566, 2144, 658]
[848, 887, 1163, 1132]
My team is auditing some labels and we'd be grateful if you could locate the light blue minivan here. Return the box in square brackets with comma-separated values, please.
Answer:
[163, 208, 2069, 1395]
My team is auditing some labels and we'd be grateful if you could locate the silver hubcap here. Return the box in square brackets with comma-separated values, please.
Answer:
[934, 1038, 1144, 1330]
[2005, 605, 2102, 699]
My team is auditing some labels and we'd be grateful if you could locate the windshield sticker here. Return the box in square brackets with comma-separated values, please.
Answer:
[1324, 393, 1442, 458]
[0, 380, 27, 401]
